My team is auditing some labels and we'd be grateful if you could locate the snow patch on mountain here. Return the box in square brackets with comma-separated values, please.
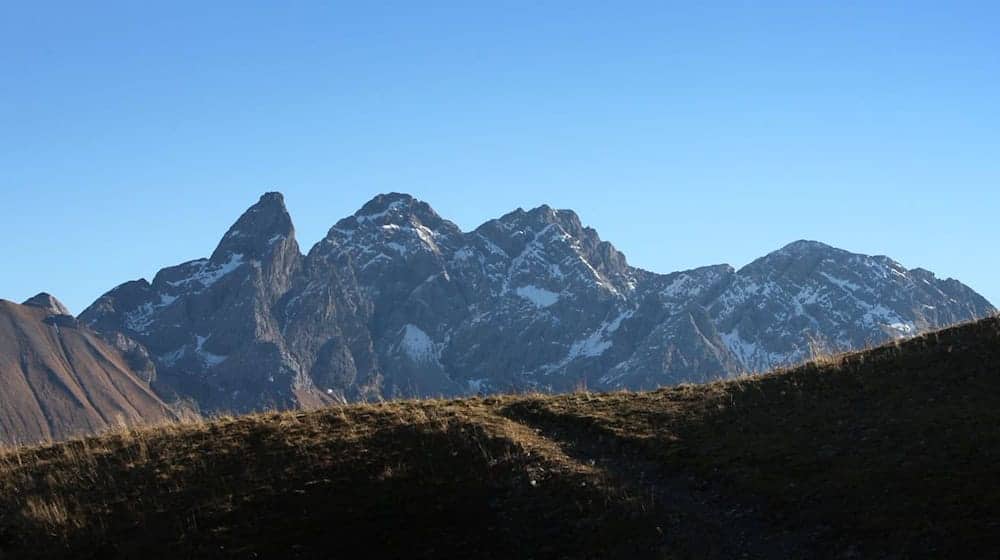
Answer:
[195, 335, 228, 366]
[661, 274, 705, 298]
[887, 322, 916, 336]
[124, 293, 180, 333]
[166, 253, 245, 291]
[399, 324, 438, 363]
[721, 329, 788, 373]
[567, 330, 611, 361]
[568, 329, 612, 359]
[159, 345, 187, 367]
[819, 272, 862, 293]
[414, 224, 440, 253]
[467, 378, 489, 394]
[516, 285, 560, 308]
[540, 310, 633, 376]
[355, 199, 407, 224]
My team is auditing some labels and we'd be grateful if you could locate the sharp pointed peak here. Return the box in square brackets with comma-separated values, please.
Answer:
[258, 191, 285, 205]
[236, 191, 289, 216]
[22, 292, 71, 316]
[210, 191, 297, 262]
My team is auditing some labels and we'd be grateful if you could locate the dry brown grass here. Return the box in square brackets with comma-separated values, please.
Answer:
[0, 396, 674, 558]
[1, 317, 999, 558]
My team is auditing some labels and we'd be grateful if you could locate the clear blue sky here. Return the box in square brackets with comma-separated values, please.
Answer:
[2, 1, 998, 313]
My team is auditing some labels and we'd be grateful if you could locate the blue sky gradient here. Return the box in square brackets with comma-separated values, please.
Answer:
[2, 1, 998, 313]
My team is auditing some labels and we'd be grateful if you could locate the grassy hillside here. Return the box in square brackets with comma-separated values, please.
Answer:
[1, 317, 998, 558]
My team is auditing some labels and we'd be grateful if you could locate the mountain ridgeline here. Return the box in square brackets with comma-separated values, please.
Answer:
[79, 192, 994, 413]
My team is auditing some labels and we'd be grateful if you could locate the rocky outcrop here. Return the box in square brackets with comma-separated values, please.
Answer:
[22, 292, 71, 316]
[80, 193, 326, 412]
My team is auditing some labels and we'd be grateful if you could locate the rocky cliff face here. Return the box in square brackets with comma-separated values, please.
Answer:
[81, 193, 328, 412]
[80, 193, 996, 412]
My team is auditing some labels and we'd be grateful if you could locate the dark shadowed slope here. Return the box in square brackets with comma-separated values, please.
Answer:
[0, 297, 176, 444]
[0, 316, 998, 558]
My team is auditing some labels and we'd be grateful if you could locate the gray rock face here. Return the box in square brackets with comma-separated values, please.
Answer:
[23, 292, 72, 316]
[81, 193, 323, 412]
[80, 193, 996, 412]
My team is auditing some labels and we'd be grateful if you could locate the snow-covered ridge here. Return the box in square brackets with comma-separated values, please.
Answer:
[166, 253, 245, 291]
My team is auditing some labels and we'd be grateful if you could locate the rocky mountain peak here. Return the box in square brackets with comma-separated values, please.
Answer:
[491, 205, 585, 236]
[777, 239, 835, 254]
[210, 191, 297, 262]
[356, 192, 416, 216]
[739, 239, 846, 278]
[525, 204, 582, 228]
[22, 292, 71, 316]
[315, 194, 464, 269]
[336, 193, 454, 232]
[472, 205, 585, 260]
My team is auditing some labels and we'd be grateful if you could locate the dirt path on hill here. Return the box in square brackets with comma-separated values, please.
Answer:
[498, 403, 818, 559]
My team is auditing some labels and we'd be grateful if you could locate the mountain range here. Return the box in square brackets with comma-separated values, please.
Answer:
[60, 192, 994, 414]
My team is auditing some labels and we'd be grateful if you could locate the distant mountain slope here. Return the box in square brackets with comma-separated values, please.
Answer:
[2, 317, 999, 558]
[0, 295, 175, 444]
[80, 193, 995, 412]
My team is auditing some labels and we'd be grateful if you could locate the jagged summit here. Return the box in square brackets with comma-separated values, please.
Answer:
[475, 204, 607, 267]
[489, 204, 584, 233]
[22, 292, 71, 316]
[211, 191, 297, 262]
[329, 192, 456, 235]
[315, 193, 464, 271]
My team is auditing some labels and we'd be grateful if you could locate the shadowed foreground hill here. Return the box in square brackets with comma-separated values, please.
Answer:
[0, 298, 176, 444]
[1, 316, 998, 558]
